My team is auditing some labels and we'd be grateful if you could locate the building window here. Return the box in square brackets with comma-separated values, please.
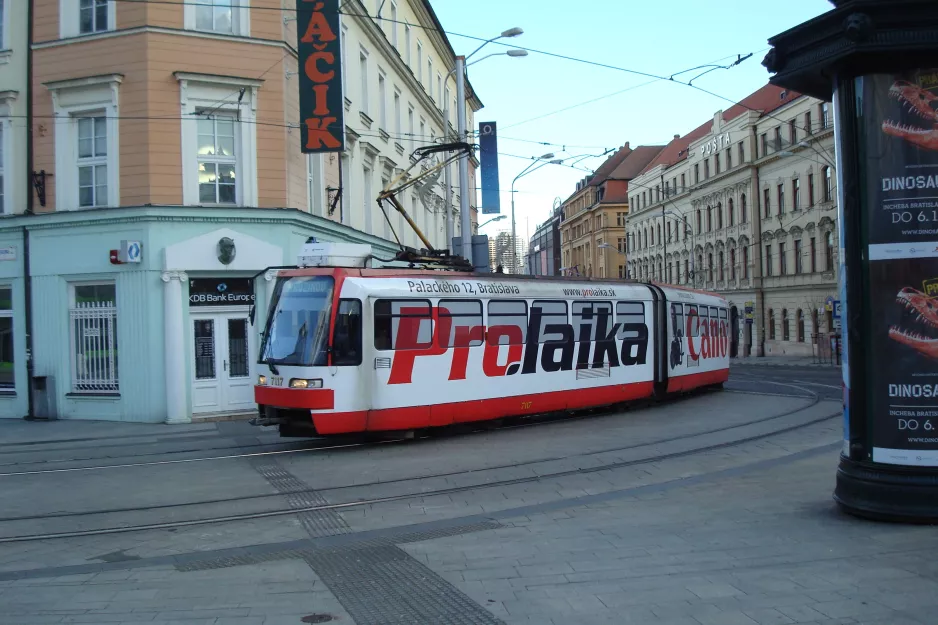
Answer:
[684, 259, 689, 283]
[707, 205, 712, 232]
[742, 246, 749, 279]
[765, 244, 772, 276]
[821, 102, 831, 129]
[69, 282, 118, 393]
[797, 309, 805, 342]
[789, 118, 797, 144]
[0, 287, 12, 389]
[197, 114, 237, 204]
[77, 116, 108, 207]
[694, 164, 699, 184]
[680, 173, 686, 189]
[782, 309, 790, 341]
[427, 58, 433, 95]
[779, 241, 787, 275]
[79, 0, 109, 34]
[805, 111, 812, 135]
[47, 74, 122, 211]
[826, 231, 834, 271]
[777, 184, 784, 216]
[824, 166, 833, 202]
[377, 71, 387, 129]
[177, 74, 258, 207]
[393, 89, 401, 138]
[618, 265, 626, 279]
[704, 159, 710, 179]
[794, 239, 803, 274]
[730, 248, 736, 280]
[715, 153, 721, 175]
[792, 178, 800, 210]
[359, 51, 369, 116]
[404, 25, 412, 66]
[760, 133, 767, 157]
[194, 0, 231, 33]
[738, 141, 745, 164]
[707, 253, 713, 282]
[773, 126, 782, 151]
[416, 42, 423, 82]
[728, 198, 734, 226]
[810, 237, 817, 272]
[389, 1, 398, 46]
[768, 309, 776, 340]
[718, 251, 724, 282]
[808, 173, 815, 206]
[725, 147, 732, 169]
[740, 194, 747, 223]
[407, 106, 415, 150]
[696, 209, 702, 233]
[763, 188, 770, 218]
[717, 202, 723, 229]
[436, 74, 442, 108]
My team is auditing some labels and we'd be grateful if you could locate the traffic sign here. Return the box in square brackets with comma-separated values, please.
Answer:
[833, 299, 841, 319]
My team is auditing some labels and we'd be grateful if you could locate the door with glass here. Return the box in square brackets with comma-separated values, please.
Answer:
[191, 314, 254, 414]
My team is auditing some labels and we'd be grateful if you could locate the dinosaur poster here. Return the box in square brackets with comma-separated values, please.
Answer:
[861, 69, 938, 466]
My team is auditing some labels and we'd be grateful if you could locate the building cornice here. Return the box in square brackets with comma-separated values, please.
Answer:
[32, 26, 297, 57]
[43, 73, 123, 92]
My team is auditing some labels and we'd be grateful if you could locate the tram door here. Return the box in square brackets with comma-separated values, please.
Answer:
[730, 306, 740, 358]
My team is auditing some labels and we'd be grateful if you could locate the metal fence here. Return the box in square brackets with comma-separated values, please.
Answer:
[70, 301, 119, 392]
[812, 332, 842, 366]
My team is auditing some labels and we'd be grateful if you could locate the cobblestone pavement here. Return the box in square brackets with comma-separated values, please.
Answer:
[0, 373, 932, 625]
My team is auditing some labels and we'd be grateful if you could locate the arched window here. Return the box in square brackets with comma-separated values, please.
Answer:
[657, 223, 661, 244]
[768, 309, 776, 340]
[718, 251, 725, 281]
[797, 309, 805, 342]
[812, 309, 819, 343]
[728, 198, 735, 226]
[730, 248, 736, 280]
[707, 206, 713, 232]
[708, 253, 714, 282]
[741, 193, 748, 223]
[782, 309, 790, 341]
[643, 229, 648, 248]
[697, 209, 702, 232]
[717, 202, 723, 229]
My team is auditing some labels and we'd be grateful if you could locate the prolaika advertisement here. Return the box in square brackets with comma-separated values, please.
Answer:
[861, 69, 938, 466]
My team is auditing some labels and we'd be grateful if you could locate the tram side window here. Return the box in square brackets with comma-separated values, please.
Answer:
[699, 306, 710, 336]
[710, 306, 720, 336]
[615, 301, 645, 339]
[374, 299, 433, 350]
[671, 303, 684, 338]
[572, 301, 613, 341]
[332, 299, 362, 366]
[686, 304, 700, 336]
[719, 307, 728, 337]
[532, 300, 568, 343]
[438, 299, 484, 347]
[487, 300, 527, 345]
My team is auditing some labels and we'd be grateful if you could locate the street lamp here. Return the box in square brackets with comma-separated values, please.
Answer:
[479, 214, 507, 229]
[511, 155, 562, 273]
[450, 27, 524, 267]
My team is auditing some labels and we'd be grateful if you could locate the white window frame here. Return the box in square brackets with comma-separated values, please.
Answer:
[416, 42, 423, 82]
[404, 25, 412, 67]
[0, 0, 9, 52]
[407, 105, 415, 151]
[436, 73, 442, 108]
[427, 58, 433, 95]
[195, 113, 238, 205]
[184, 0, 250, 36]
[0, 285, 12, 389]
[68, 281, 118, 394]
[76, 115, 109, 208]
[393, 88, 401, 139]
[0, 93, 13, 215]
[46, 74, 121, 211]
[341, 25, 348, 96]
[307, 153, 324, 216]
[175, 72, 259, 207]
[389, 1, 398, 47]
[59, 0, 115, 39]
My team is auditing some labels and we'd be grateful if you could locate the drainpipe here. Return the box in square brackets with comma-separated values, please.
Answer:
[23, 0, 36, 419]
[751, 125, 766, 358]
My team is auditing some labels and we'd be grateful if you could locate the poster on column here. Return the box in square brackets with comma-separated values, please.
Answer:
[860, 69, 938, 466]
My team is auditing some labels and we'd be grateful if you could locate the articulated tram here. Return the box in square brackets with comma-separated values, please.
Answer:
[252, 242, 730, 437]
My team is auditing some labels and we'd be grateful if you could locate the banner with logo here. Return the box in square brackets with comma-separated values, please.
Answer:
[479, 122, 501, 215]
[297, 0, 344, 153]
[859, 69, 938, 466]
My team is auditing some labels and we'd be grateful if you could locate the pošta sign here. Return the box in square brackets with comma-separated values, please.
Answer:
[189, 278, 255, 307]
[860, 69, 938, 466]
[296, 0, 344, 153]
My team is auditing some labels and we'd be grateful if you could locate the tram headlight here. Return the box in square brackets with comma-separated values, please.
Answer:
[257, 375, 267, 385]
[289, 378, 323, 389]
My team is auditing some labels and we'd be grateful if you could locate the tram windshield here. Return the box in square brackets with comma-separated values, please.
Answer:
[259, 276, 334, 367]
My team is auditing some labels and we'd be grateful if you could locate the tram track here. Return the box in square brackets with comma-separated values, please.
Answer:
[0, 385, 838, 544]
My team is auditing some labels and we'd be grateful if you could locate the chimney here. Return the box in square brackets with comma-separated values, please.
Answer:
[673, 134, 680, 139]
[624, 141, 630, 149]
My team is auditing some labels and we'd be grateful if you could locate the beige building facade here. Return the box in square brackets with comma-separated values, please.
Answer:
[626, 84, 838, 358]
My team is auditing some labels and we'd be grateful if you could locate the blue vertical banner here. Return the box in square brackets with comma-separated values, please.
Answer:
[479, 122, 501, 215]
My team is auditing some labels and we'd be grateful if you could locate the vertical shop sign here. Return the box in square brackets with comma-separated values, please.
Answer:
[297, 0, 345, 152]
[479, 122, 501, 214]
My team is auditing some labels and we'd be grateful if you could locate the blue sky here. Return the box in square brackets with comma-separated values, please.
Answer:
[431, 0, 834, 241]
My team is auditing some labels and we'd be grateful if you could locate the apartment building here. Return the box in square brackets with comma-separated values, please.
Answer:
[0, 0, 483, 422]
[559, 143, 663, 278]
[626, 84, 838, 358]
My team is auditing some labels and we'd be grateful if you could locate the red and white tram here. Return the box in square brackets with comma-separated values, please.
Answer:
[252, 242, 730, 437]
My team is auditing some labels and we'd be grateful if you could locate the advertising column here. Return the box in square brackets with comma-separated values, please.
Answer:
[860, 69, 938, 466]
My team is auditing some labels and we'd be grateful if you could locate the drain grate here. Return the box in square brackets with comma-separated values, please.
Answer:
[301, 615, 336, 623]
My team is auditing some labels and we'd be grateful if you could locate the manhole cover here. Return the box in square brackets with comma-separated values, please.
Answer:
[301, 615, 335, 624]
